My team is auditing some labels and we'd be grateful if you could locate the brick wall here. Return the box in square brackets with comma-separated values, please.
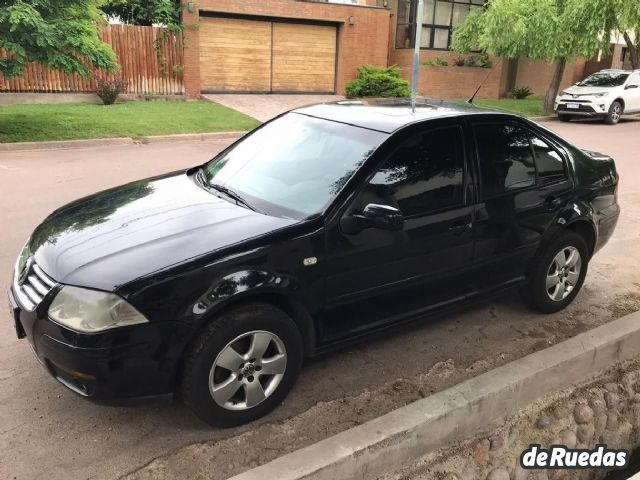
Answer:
[181, 0, 391, 98]
[390, 49, 505, 100]
[513, 58, 584, 97]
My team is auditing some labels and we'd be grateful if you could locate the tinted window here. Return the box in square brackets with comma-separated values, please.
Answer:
[531, 136, 566, 183]
[367, 126, 464, 216]
[475, 124, 535, 198]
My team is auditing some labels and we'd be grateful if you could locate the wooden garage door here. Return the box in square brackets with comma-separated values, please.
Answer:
[199, 17, 272, 92]
[199, 16, 337, 93]
[272, 23, 336, 93]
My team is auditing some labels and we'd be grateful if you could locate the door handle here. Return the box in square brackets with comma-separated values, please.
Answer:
[543, 196, 561, 211]
[449, 222, 472, 235]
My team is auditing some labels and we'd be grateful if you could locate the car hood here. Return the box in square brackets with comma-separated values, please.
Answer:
[563, 85, 618, 95]
[30, 171, 297, 291]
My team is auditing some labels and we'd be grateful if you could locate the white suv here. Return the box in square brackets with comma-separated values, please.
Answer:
[555, 69, 640, 124]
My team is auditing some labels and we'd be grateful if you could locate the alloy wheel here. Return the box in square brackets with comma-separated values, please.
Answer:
[546, 246, 582, 301]
[208, 330, 287, 410]
[611, 103, 621, 122]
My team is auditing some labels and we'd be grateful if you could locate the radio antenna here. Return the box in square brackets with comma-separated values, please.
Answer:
[467, 66, 495, 104]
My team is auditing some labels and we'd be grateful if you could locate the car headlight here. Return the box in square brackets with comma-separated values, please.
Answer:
[593, 92, 609, 97]
[48, 286, 149, 333]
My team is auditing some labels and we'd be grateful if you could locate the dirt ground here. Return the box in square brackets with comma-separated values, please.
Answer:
[0, 118, 639, 480]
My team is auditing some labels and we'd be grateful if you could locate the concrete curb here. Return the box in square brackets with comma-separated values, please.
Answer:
[229, 310, 640, 480]
[529, 115, 557, 122]
[0, 131, 246, 152]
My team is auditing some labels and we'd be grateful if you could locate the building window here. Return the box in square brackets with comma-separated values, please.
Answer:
[396, 0, 484, 50]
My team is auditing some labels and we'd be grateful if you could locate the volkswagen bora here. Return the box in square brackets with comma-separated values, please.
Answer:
[8, 100, 619, 427]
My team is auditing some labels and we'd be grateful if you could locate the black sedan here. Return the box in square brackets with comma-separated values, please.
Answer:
[8, 99, 619, 427]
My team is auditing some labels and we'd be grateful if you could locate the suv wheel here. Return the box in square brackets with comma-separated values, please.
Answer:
[182, 302, 303, 427]
[558, 114, 572, 122]
[605, 101, 623, 125]
[523, 232, 589, 313]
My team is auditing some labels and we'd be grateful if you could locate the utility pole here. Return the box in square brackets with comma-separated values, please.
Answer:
[411, 0, 425, 113]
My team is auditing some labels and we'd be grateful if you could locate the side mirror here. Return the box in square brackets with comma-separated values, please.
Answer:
[625, 84, 639, 89]
[341, 203, 404, 234]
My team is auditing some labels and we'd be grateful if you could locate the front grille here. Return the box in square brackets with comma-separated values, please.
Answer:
[13, 260, 57, 311]
[557, 104, 596, 113]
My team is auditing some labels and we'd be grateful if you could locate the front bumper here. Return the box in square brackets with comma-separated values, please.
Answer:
[555, 100, 609, 117]
[7, 285, 184, 404]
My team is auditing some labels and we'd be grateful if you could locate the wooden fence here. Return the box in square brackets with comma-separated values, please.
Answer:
[0, 24, 184, 95]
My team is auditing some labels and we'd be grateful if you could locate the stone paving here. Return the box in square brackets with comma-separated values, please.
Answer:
[202, 93, 344, 122]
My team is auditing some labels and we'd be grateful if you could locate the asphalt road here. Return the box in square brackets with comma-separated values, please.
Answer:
[1, 119, 639, 480]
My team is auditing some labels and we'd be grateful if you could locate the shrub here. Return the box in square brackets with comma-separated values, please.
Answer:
[466, 54, 492, 68]
[96, 78, 124, 105]
[454, 56, 466, 66]
[345, 65, 410, 99]
[511, 86, 534, 99]
[422, 56, 449, 67]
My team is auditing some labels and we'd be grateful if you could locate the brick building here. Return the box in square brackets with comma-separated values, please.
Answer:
[180, 0, 588, 100]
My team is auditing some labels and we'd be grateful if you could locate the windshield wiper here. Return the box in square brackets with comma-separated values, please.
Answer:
[208, 181, 258, 213]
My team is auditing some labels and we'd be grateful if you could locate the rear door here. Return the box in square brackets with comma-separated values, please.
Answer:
[470, 119, 574, 291]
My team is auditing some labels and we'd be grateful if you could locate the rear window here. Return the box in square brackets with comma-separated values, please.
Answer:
[474, 124, 536, 198]
[531, 136, 566, 183]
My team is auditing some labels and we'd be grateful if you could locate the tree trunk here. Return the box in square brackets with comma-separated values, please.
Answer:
[623, 31, 639, 69]
[544, 58, 567, 115]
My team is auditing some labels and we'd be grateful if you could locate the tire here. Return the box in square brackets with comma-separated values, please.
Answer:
[604, 101, 623, 125]
[182, 302, 303, 427]
[523, 231, 589, 314]
[558, 114, 572, 122]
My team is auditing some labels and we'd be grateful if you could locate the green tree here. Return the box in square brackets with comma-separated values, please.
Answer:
[101, 0, 181, 31]
[0, 0, 118, 79]
[568, 0, 640, 69]
[453, 0, 614, 113]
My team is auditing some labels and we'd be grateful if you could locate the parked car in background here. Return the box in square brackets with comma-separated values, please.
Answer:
[555, 69, 640, 124]
[8, 99, 620, 427]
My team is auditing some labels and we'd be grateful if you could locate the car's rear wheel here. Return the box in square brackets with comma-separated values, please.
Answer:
[523, 231, 589, 313]
[558, 114, 572, 122]
[605, 101, 623, 125]
[182, 302, 303, 427]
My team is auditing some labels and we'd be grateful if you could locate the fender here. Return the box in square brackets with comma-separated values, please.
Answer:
[528, 200, 598, 275]
[185, 269, 316, 355]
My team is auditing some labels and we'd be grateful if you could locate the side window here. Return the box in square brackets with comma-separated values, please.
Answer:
[366, 126, 465, 217]
[474, 123, 536, 198]
[628, 72, 640, 86]
[531, 135, 567, 183]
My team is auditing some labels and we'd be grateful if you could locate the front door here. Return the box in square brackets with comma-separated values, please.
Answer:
[470, 120, 574, 291]
[319, 121, 475, 343]
[624, 72, 640, 112]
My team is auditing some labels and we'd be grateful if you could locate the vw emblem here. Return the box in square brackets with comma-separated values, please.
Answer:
[18, 256, 33, 285]
[572, 94, 578, 99]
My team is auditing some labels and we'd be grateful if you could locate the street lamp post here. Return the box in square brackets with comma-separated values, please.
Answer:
[411, 0, 425, 113]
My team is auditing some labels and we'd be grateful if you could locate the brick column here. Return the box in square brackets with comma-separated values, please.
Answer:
[181, 0, 201, 99]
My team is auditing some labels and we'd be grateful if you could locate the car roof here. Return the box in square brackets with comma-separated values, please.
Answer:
[597, 69, 638, 73]
[292, 98, 514, 134]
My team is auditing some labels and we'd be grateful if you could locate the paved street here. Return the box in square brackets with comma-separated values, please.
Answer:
[1, 119, 639, 480]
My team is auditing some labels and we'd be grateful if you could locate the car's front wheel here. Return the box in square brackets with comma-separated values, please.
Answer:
[182, 302, 303, 427]
[523, 231, 589, 313]
[605, 101, 623, 125]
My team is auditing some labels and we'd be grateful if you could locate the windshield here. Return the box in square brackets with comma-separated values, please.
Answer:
[203, 113, 387, 219]
[578, 72, 629, 87]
